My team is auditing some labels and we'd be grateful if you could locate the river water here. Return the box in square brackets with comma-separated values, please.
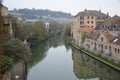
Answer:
[27, 39, 120, 80]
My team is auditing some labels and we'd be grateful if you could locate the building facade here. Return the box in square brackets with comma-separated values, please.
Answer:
[72, 9, 109, 45]
[72, 9, 120, 63]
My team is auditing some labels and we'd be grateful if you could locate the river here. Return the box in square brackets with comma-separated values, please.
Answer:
[27, 38, 120, 80]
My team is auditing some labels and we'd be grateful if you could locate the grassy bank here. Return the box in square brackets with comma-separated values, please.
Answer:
[71, 42, 120, 71]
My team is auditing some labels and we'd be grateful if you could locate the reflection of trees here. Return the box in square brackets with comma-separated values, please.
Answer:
[64, 42, 71, 51]
[72, 48, 120, 80]
[48, 35, 64, 48]
[27, 36, 64, 70]
[27, 41, 48, 69]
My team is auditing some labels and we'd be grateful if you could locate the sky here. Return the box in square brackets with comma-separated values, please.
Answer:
[2, 0, 120, 16]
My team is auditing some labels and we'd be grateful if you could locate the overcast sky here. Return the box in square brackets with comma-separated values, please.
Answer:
[3, 0, 120, 16]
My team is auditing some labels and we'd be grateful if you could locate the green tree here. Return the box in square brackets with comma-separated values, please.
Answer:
[0, 56, 14, 74]
[81, 32, 86, 42]
[49, 21, 64, 37]
[62, 23, 72, 43]
[16, 21, 48, 45]
[3, 39, 31, 62]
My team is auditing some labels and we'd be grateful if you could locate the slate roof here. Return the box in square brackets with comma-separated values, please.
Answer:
[86, 31, 120, 45]
[110, 36, 120, 45]
[75, 10, 108, 18]
[103, 32, 115, 41]
[103, 17, 120, 25]
[86, 31, 100, 40]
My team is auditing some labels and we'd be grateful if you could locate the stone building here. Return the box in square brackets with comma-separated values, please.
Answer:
[84, 16, 120, 63]
[72, 9, 120, 63]
[72, 9, 109, 45]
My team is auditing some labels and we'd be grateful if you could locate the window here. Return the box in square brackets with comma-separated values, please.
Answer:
[114, 25, 116, 29]
[118, 49, 120, 54]
[91, 16, 94, 19]
[99, 44, 100, 48]
[115, 48, 117, 53]
[80, 21, 84, 25]
[91, 21, 93, 24]
[98, 17, 100, 19]
[109, 46, 111, 51]
[87, 21, 89, 24]
[91, 42, 93, 45]
[80, 16, 84, 20]
[87, 16, 89, 19]
[105, 46, 107, 49]
[101, 37, 103, 42]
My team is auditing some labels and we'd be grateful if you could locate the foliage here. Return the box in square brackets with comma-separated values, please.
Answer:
[62, 23, 72, 43]
[27, 41, 48, 69]
[81, 32, 87, 42]
[27, 21, 48, 45]
[49, 21, 64, 37]
[0, 56, 14, 74]
[3, 39, 31, 62]
[16, 21, 48, 45]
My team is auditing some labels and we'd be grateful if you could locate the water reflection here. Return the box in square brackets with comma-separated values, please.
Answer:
[27, 41, 48, 70]
[27, 36, 120, 80]
[27, 36, 64, 69]
[72, 48, 120, 80]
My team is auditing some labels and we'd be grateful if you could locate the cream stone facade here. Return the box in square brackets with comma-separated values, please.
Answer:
[72, 9, 109, 45]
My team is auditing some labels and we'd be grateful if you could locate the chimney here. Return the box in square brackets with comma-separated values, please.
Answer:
[99, 9, 101, 12]
[85, 8, 87, 11]
[107, 12, 109, 16]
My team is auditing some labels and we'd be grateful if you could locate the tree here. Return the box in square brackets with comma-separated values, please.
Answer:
[62, 23, 72, 43]
[0, 56, 13, 74]
[3, 39, 31, 62]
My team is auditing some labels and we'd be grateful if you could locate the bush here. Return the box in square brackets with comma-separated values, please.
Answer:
[3, 39, 32, 62]
[0, 56, 14, 74]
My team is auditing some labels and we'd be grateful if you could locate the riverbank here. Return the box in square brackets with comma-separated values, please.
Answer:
[3, 61, 26, 80]
[71, 42, 120, 71]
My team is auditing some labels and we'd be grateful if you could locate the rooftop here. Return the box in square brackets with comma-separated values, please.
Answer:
[78, 27, 95, 32]
[103, 17, 120, 25]
[75, 9, 109, 18]
[110, 36, 120, 45]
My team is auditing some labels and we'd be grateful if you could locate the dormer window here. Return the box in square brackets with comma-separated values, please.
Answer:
[91, 16, 94, 19]
[114, 25, 116, 28]
[80, 16, 84, 20]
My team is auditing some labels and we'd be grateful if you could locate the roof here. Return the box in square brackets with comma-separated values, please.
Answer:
[86, 31, 100, 40]
[103, 17, 120, 25]
[103, 32, 114, 40]
[110, 36, 120, 45]
[78, 27, 95, 32]
[75, 9, 109, 18]
[112, 15, 120, 18]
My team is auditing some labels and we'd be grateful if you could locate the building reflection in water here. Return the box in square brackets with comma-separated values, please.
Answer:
[72, 48, 120, 80]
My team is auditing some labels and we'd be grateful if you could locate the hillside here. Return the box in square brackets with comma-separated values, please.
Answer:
[10, 8, 73, 19]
